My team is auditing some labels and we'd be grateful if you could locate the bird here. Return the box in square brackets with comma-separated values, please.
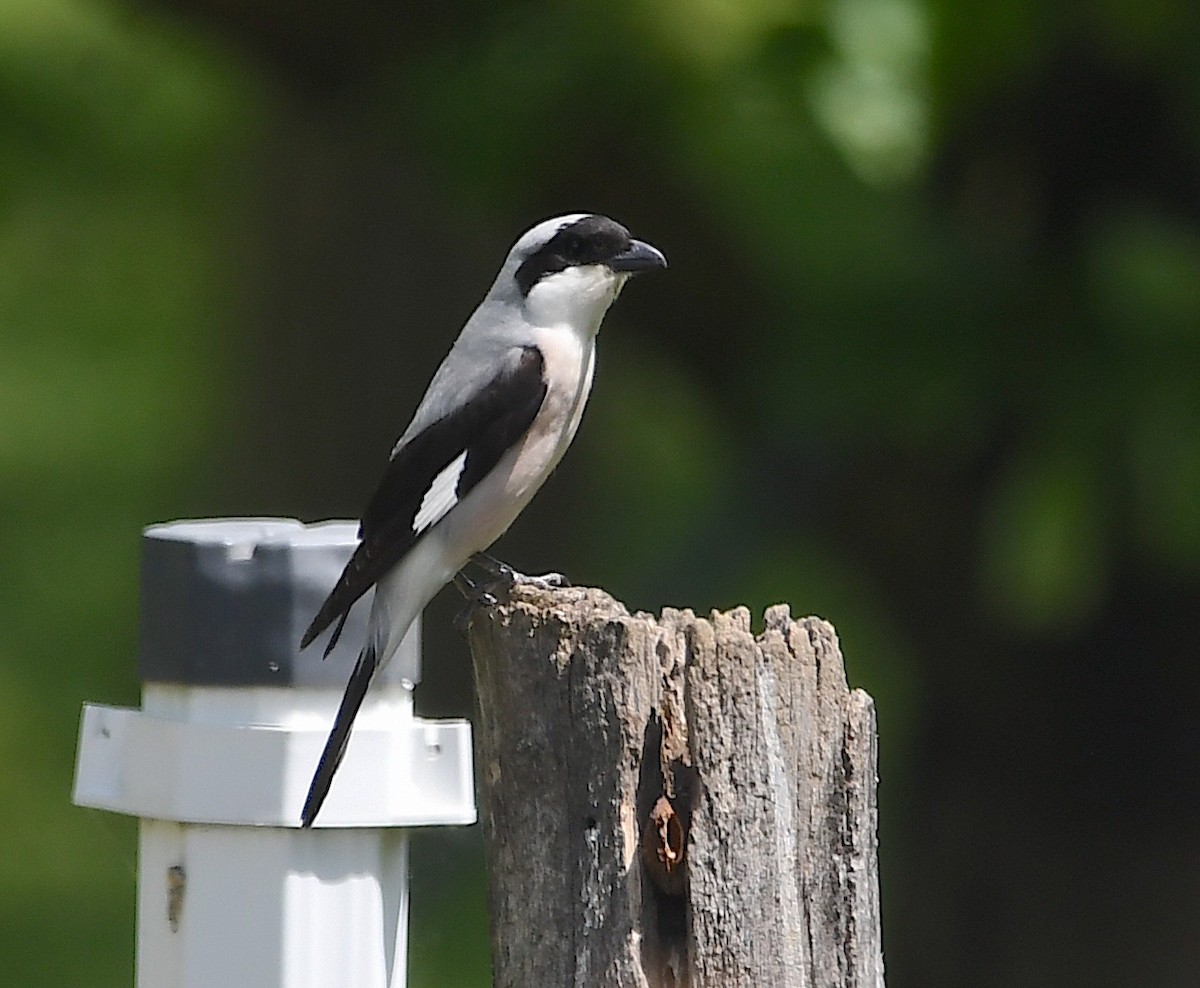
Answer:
[298, 213, 667, 826]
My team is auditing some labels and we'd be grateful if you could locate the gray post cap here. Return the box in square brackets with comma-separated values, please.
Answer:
[139, 518, 419, 687]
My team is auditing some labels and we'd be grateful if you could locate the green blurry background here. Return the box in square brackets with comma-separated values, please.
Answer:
[3, 0, 1199, 984]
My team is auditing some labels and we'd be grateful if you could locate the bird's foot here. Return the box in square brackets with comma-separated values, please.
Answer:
[516, 570, 572, 590]
[469, 552, 572, 591]
[453, 571, 498, 607]
[452, 571, 499, 638]
[452, 556, 570, 636]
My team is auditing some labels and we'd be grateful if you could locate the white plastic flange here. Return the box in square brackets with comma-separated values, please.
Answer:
[74, 685, 475, 828]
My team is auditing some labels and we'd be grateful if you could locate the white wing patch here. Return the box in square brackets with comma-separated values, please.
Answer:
[413, 451, 468, 533]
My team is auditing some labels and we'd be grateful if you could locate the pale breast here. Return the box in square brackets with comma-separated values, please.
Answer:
[434, 325, 597, 561]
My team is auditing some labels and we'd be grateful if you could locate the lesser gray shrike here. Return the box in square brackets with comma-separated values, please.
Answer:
[299, 213, 666, 826]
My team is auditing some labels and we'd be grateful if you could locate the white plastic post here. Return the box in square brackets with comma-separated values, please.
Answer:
[72, 519, 476, 988]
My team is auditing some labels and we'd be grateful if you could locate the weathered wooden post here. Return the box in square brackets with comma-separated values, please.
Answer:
[467, 585, 884, 988]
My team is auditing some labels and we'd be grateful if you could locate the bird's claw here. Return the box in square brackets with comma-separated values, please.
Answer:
[453, 571, 499, 606]
[452, 571, 500, 638]
[453, 558, 569, 634]
[519, 571, 571, 590]
[468, 552, 570, 591]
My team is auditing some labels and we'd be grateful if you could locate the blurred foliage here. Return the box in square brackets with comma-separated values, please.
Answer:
[2, 0, 1199, 985]
[0, 0, 257, 983]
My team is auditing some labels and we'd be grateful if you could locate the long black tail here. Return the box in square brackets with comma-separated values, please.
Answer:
[301, 642, 378, 827]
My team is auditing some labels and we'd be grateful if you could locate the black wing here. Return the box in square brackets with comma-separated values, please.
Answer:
[300, 345, 547, 652]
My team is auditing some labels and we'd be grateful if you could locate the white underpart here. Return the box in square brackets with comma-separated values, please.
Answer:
[413, 450, 467, 532]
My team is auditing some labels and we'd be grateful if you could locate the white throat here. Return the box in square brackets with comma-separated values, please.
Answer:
[523, 265, 627, 333]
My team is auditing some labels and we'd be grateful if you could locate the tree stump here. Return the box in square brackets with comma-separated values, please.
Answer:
[467, 585, 884, 988]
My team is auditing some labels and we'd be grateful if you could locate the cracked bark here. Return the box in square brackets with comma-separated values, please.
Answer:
[467, 585, 884, 988]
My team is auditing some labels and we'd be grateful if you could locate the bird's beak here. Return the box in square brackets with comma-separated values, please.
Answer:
[607, 239, 668, 274]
